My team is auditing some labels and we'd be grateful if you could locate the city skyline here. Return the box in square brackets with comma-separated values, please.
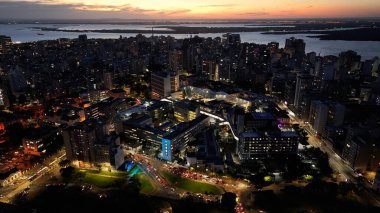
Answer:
[1, 0, 380, 20]
[1, 1, 380, 212]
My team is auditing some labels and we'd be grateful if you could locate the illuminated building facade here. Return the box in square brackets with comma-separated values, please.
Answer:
[93, 134, 124, 169]
[162, 115, 209, 161]
[238, 131, 300, 160]
[173, 101, 200, 123]
[151, 72, 179, 99]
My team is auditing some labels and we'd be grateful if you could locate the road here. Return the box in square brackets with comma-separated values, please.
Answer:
[130, 153, 180, 200]
[133, 153, 254, 212]
[278, 102, 380, 206]
[0, 152, 66, 203]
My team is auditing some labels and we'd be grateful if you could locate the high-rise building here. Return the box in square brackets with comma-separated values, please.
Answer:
[309, 101, 328, 135]
[151, 72, 179, 99]
[63, 121, 97, 165]
[285, 37, 305, 61]
[0, 35, 12, 54]
[103, 72, 113, 90]
[342, 127, 380, 171]
[8, 66, 27, 97]
[222, 33, 241, 46]
[202, 60, 219, 81]
[168, 49, 183, 73]
[78, 34, 88, 43]
[336, 51, 361, 81]
[309, 101, 345, 135]
[321, 62, 337, 81]
[294, 74, 314, 109]
[0, 88, 9, 108]
[93, 134, 124, 169]
[327, 103, 345, 127]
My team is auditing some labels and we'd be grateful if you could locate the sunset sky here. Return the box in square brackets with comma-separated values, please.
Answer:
[1, 0, 380, 20]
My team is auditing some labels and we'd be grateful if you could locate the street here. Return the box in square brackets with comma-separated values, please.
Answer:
[278, 102, 380, 207]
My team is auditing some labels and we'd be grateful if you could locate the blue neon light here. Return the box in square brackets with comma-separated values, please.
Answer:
[162, 138, 171, 161]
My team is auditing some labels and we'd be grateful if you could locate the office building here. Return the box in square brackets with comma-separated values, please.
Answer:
[151, 72, 179, 99]
[238, 131, 300, 160]
[162, 115, 209, 161]
[187, 128, 224, 172]
[123, 123, 166, 152]
[174, 101, 200, 123]
[244, 112, 276, 131]
[147, 101, 172, 122]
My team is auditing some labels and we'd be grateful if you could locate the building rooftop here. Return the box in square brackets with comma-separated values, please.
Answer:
[164, 115, 208, 140]
[174, 101, 199, 112]
[240, 132, 261, 137]
[251, 112, 275, 120]
[151, 71, 176, 78]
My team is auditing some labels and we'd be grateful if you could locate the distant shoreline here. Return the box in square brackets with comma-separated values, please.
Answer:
[33, 25, 380, 41]
[263, 28, 380, 41]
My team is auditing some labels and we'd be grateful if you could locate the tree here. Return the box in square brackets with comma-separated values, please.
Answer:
[221, 192, 237, 212]
[60, 166, 75, 180]
[59, 159, 71, 168]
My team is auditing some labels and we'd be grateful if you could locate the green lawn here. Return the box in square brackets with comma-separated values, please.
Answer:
[81, 174, 123, 188]
[136, 174, 155, 194]
[82, 169, 128, 177]
[162, 171, 223, 195]
[76, 169, 127, 188]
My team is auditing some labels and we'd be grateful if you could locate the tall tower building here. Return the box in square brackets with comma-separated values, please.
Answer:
[294, 74, 314, 109]
[309, 101, 328, 135]
[168, 49, 183, 73]
[103, 72, 113, 90]
[285, 37, 305, 60]
[336, 51, 361, 81]
[63, 121, 99, 165]
[202, 60, 219, 81]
